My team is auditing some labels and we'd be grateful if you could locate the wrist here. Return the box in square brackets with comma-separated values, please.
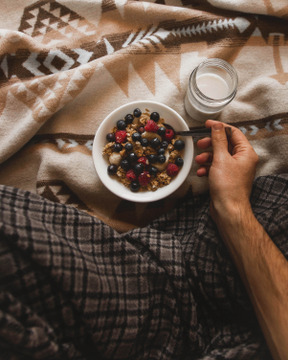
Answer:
[210, 199, 256, 248]
[211, 198, 252, 225]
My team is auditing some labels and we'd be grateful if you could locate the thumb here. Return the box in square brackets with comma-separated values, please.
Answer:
[211, 122, 229, 159]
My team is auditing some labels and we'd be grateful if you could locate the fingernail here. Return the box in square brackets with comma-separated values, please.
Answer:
[212, 123, 223, 131]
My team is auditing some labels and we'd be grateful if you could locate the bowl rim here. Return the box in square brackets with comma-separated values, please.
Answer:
[92, 100, 194, 202]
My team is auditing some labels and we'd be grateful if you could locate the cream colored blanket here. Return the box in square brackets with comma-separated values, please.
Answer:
[0, 0, 287, 232]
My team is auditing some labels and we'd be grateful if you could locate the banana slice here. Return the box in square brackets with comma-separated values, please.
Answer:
[141, 131, 162, 141]
[153, 150, 170, 171]
[109, 152, 122, 165]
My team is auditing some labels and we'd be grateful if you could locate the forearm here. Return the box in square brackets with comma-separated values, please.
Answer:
[213, 203, 288, 360]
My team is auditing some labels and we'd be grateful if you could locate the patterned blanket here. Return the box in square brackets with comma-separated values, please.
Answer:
[1, 174, 288, 359]
[0, 0, 288, 232]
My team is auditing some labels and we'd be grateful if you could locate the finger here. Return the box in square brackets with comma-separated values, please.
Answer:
[197, 137, 212, 149]
[195, 152, 213, 165]
[210, 122, 229, 160]
[205, 119, 228, 129]
[205, 119, 249, 149]
[196, 166, 209, 177]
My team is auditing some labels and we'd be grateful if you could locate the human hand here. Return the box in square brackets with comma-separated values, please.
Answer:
[195, 120, 259, 220]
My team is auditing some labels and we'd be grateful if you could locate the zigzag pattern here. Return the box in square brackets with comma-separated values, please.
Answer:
[121, 25, 170, 51]
[235, 114, 288, 138]
[171, 17, 251, 37]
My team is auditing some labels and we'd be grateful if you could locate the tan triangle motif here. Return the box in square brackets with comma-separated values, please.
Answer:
[104, 57, 130, 96]
[245, 33, 267, 47]
[131, 55, 155, 94]
[154, 54, 181, 92]
[105, 52, 182, 96]
[57, 66, 95, 108]
[9, 82, 37, 109]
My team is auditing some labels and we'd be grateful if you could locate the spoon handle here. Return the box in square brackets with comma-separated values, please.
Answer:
[177, 126, 233, 153]
[176, 127, 232, 140]
[175, 128, 211, 136]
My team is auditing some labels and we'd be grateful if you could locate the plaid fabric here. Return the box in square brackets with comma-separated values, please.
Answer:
[0, 175, 288, 360]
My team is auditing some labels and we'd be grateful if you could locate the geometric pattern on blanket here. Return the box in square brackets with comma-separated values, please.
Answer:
[15, 0, 253, 96]
[19, 0, 97, 45]
[17, 0, 256, 95]
[36, 179, 93, 213]
[2, 174, 288, 359]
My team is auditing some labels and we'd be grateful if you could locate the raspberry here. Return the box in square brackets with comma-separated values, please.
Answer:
[115, 130, 127, 143]
[164, 128, 174, 141]
[126, 169, 137, 181]
[137, 156, 148, 166]
[138, 171, 151, 186]
[166, 163, 179, 177]
[144, 119, 159, 133]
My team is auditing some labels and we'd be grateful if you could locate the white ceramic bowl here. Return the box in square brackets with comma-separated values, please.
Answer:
[92, 101, 193, 202]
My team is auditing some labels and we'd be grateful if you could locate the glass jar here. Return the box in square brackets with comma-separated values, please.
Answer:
[184, 58, 238, 122]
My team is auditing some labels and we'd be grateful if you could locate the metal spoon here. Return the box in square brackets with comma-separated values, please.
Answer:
[164, 123, 231, 137]
[164, 123, 233, 152]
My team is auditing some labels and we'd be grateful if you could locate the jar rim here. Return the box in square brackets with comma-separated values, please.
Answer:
[189, 58, 238, 103]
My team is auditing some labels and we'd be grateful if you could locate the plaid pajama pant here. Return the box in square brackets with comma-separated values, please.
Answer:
[0, 175, 287, 360]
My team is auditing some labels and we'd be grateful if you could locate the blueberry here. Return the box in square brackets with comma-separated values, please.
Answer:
[125, 142, 133, 151]
[107, 164, 117, 175]
[157, 126, 166, 136]
[134, 163, 144, 175]
[116, 119, 126, 130]
[161, 140, 169, 149]
[158, 148, 165, 155]
[150, 111, 160, 122]
[174, 139, 185, 150]
[149, 166, 158, 176]
[150, 137, 161, 148]
[158, 154, 166, 163]
[121, 159, 130, 171]
[130, 181, 140, 192]
[175, 157, 184, 167]
[128, 152, 138, 163]
[113, 143, 123, 152]
[106, 132, 115, 142]
[148, 154, 157, 164]
[133, 108, 142, 117]
[140, 138, 149, 147]
[125, 113, 134, 124]
[132, 132, 141, 142]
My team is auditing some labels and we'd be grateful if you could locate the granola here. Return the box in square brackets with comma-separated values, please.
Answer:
[103, 108, 185, 192]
